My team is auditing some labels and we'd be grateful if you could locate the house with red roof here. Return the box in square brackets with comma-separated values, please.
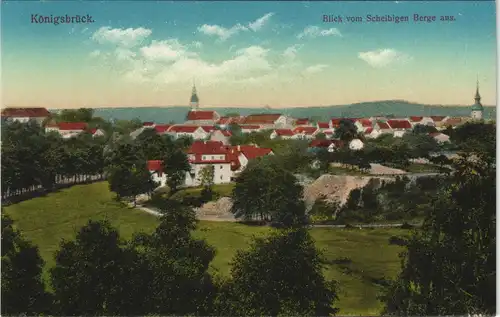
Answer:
[209, 129, 232, 145]
[147, 160, 166, 187]
[45, 122, 89, 138]
[387, 119, 412, 131]
[408, 116, 434, 127]
[292, 126, 319, 140]
[429, 132, 451, 144]
[241, 113, 292, 128]
[270, 128, 296, 140]
[316, 122, 330, 130]
[354, 119, 373, 132]
[167, 125, 208, 140]
[185, 110, 220, 125]
[372, 121, 393, 137]
[1, 107, 50, 125]
[294, 118, 310, 126]
[308, 140, 342, 153]
[154, 124, 173, 134]
[89, 128, 105, 138]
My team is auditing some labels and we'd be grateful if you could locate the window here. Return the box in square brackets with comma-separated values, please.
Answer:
[220, 165, 223, 169]
[220, 175, 223, 180]
[211, 156, 214, 160]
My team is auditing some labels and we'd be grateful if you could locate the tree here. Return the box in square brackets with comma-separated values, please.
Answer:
[1, 213, 52, 315]
[163, 148, 191, 194]
[334, 119, 358, 144]
[57, 108, 94, 123]
[231, 159, 306, 227]
[130, 202, 216, 315]
[412, 124, 437, 134]
[214, 229, 339, 316]
[382, 153, 495, 315]
[50, 220, 142, 315]
[315, 132, 327, 140]
[199, 165, 215, 200]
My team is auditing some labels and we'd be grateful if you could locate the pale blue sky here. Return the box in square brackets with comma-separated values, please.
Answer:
[2, 1, 497, 108]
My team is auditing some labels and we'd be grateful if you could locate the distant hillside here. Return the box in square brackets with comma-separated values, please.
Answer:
[87, 100, 496, 123]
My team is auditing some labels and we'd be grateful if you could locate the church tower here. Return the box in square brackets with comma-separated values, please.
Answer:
[190, 81, 200, 110]
[471, 78, 484, 120]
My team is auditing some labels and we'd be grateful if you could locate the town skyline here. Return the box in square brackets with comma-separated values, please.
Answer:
[2, 1, 496, 109]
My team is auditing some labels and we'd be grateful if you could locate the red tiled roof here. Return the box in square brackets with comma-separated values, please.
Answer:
[330, 119, 342, 127]
[1, 107, 50, 118]
[376, 122, 391, 130]
[274, 129, 295, 136]
[240, 125, 261, 130]
[169, 125, 201, 133]
[217, 117, 233, 125]
[387, 120, 412, 129]
[317, 122, 329, 129]
[242, 114, 282, 124]
[409, 116, 423, 122]
[356, 119, 372, 127]
[188, 141, 227, 155]
[444, 117, 462, 126]
[237, 146, 273, 160]
[221, 130, 232, 137]
[365, 128, 374, 134]
[324, 130, 333, 135]
[48, 122, 88, 131]
[154, 124, 172, 133]
[147, 160, 163, 172]
[295, 118, 309, 125]
[200, 125, 216, 133]
[430, 116, 446, 122]
[187, 110, 218, 121]
[293, 126, 318, 135]
[143, 122, 155, 127]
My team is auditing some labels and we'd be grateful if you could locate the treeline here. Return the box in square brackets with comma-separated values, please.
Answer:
[1, 121, 107, 201]
[1, 203, 338, 316]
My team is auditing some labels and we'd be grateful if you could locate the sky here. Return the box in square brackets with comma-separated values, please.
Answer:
[1, 1, 497, 109]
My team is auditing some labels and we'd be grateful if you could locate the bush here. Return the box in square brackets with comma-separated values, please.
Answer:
[388, 235, 408, 246]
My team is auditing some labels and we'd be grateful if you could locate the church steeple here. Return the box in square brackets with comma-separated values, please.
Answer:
[190, 80, 200, 110]
[471, 76, 484, 120]
[474, 77, 481, 104]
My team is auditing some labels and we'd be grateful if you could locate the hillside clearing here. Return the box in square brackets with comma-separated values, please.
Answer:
[4, 181, 408, 315]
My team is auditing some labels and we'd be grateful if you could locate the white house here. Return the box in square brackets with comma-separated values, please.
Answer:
[292, 126, 318, 140]
[349, 139, 364, 151]
[373, 121, 393, 135]
[45, 122, 88, 138]
[408, 116, 434, 127]
[240, 125, 262, 134]
[1, 107, 50, 125]
[209, 130, 232, 145]
[364, 128, 382, 139]
[354, 119, 373, 133]
[430, 132, 451, 144]
[90, 128, 106, 138]
[168, 125, 208, 140]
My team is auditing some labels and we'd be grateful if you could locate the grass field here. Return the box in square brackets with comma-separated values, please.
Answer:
[4, 182, 408, 316]
[405, 162, 443, 173]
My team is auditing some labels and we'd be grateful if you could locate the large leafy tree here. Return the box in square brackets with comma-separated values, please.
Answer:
[334, 119, 358, 144]
[130, 201, 216, 315]
[214, 228, 339, 316]
[163, 148, 191, 194]
[1, 213, 52, 315]
[231, 158, 306, 226]
[382, 153, 496, 315]
[50, 220, 142, 316]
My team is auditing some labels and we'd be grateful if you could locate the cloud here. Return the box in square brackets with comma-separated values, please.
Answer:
[297, 26, 342, 39]
[358, 49, 412, 68]
[197, 23, 248, 41]
[140, 39, 196, 62]
[91, 26, 152, 47]
[304, 64, 328, 74]
[282, 44, 303, 60]
[248, 12, 274, 31]
[89, 50, 101, 57]
[198, 12, 274, 41]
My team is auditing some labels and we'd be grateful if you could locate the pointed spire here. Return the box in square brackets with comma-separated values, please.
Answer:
[190, 78, 200, 109]
[475, 76, 481, 102]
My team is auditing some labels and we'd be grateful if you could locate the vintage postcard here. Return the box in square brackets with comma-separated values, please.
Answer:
[1, 0, 496, 316]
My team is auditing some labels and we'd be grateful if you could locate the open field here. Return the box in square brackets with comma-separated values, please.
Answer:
[4, 181, 408, 315]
